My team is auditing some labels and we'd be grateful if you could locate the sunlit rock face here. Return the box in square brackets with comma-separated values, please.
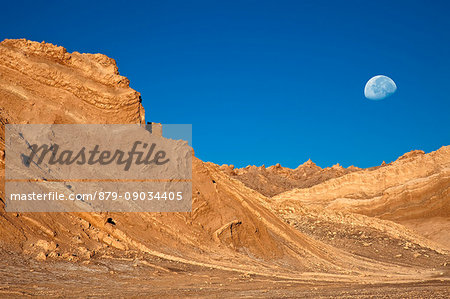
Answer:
[0, 38, 145, 126]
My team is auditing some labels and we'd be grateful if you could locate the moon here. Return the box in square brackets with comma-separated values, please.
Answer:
[364, 75, 397, 100]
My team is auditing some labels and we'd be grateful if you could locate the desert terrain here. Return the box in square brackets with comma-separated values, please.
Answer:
[0, 39, 449, 297]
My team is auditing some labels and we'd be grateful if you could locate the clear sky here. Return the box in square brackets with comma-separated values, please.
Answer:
[1, 0, 449, 168]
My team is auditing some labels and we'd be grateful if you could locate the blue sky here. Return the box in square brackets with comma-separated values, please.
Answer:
[1, 0, 449, 168]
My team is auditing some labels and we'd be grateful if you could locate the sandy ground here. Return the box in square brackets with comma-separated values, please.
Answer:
[0, 251, 449, 298]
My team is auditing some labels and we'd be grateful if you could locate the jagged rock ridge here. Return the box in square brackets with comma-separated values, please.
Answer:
[220, 159, 362, 197]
